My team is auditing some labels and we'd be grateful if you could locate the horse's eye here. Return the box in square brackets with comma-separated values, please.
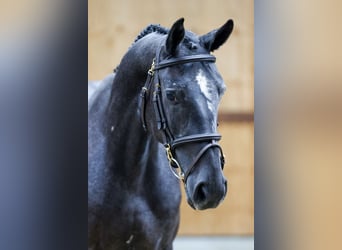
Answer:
[165, 88, 184, 104]
[166, 91, 176, 102]
[165, 88, 181, 103]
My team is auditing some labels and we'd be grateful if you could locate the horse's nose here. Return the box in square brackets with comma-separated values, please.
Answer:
[192, 180, 226, 210]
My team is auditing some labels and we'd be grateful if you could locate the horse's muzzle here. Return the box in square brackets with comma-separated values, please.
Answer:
[187, 178, 227, 210]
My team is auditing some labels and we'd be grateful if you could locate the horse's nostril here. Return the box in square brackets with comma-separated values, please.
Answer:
[194, 183, 207, 203]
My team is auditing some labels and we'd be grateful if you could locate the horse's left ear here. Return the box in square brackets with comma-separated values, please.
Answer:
[166, 18, 185, 55]
[200, 19, 234, 52]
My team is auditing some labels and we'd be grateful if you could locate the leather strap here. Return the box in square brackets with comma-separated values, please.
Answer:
[154, 54, 216, 70]
[183, 142, 224, 184]
[171, 133, 222, 151]
[140, 71, 154, 131]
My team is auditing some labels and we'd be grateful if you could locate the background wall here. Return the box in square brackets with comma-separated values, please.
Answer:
[89, 0, 254, 235]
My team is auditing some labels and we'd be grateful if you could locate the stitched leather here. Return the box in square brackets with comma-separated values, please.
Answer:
[183, 142, 224, 184]
[171, 133, 222, 150]
[154, 54, 216, 70]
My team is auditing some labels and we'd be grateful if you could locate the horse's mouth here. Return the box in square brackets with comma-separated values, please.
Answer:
[186, 196, 222, 210]
[186, 197, 197, 210]
[184, 187, 196, 210]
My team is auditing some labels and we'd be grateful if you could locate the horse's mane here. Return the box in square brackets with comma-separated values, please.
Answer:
[113, 24, 169, 72]
[133, 24, 169, 43]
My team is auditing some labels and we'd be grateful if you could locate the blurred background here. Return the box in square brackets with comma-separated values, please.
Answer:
[88, 0, 254, 243]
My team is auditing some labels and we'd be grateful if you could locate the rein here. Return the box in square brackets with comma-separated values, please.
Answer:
[139, 48, 225, 184]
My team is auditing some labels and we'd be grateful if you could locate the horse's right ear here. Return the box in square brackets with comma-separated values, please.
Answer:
[166, 18, 185, 55]
[200, 19, 234, 52]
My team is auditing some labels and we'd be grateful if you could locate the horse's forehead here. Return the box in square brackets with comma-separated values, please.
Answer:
[181, 32, 203, 49]
[195, 69, 220, 110]
[166, 67, 221, 107]
[184, 31, 199, 41]
[165, 63, 222, 89]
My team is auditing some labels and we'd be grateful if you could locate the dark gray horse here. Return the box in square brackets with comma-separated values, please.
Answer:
[88, 18, 234, 250]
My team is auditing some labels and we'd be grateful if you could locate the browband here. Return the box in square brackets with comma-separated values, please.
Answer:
[154, 54, 216, 70]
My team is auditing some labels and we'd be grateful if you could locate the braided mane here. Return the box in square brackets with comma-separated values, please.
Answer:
[134, 24, 169, 43]
[114, 24, 168, 73]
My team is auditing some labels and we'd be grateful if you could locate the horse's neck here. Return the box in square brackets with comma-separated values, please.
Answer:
[105, 66, 161, 186]
[107, 37, 158, 115]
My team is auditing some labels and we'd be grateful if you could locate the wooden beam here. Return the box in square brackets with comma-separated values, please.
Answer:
[218, 112, 254, 122]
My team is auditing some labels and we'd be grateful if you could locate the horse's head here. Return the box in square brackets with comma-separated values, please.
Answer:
[142, 18, 233, 210]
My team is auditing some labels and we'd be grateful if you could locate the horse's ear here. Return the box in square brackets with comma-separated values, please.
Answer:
[166, 18, 185, 55]
[200, 19, 234, 52]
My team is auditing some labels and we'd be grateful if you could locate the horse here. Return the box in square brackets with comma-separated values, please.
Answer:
[88, 17, 234, 250]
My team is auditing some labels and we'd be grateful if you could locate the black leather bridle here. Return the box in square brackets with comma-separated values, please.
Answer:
[139, 47, 225, 184]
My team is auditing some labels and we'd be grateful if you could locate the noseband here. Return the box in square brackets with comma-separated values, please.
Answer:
[140, 47, 225, 184]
